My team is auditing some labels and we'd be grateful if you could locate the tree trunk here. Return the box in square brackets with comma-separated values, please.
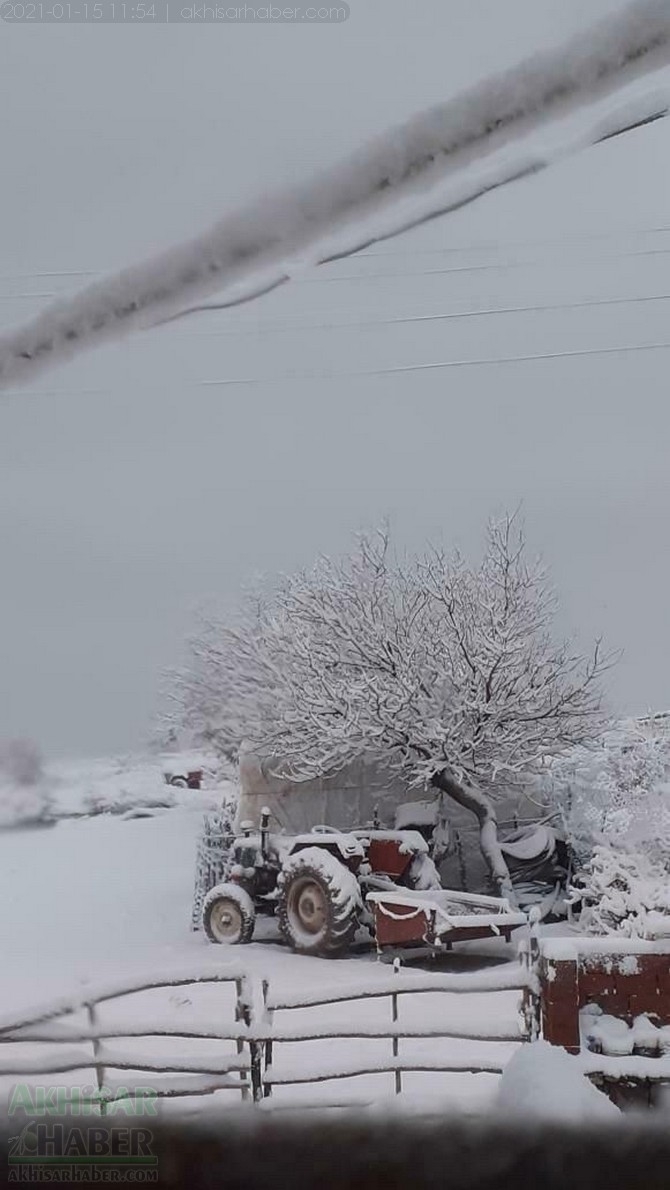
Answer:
[431, 770, 517, 906]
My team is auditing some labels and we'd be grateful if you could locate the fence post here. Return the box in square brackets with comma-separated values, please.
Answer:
[235, 977, 251, 1103]
[521, 910, 542, 1042]
[237, 974, 263, 1104]
[86, 1000, 106, 1116]
[392, 958, 402, 1096]
[262, 979, 273, 1100]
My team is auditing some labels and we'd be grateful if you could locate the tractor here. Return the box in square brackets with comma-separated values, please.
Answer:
[200, 808, 441, 957]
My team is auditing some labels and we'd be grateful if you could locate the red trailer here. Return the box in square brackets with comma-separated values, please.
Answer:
[368, 887, 527, 956]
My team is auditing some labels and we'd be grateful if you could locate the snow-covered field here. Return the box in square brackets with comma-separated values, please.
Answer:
[0, 779, 526, 1119]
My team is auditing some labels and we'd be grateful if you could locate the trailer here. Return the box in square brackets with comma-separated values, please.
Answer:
[367, 887, 527, 958]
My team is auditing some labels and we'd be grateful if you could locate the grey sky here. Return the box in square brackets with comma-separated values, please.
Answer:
[1, 0, 669, 757]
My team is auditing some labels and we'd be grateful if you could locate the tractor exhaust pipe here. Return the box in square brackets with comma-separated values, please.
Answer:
[260, 806, 271, 860]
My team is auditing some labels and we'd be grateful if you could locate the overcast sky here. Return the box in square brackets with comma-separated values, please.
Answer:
[1, 0, 669, 758]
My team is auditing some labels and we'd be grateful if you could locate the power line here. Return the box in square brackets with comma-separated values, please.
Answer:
[198, 338, 670, 387]
[0, 271, 95, 282]
[0, 293, 57, 301]
[356, 223, 670, 259]
[294, 246, 670, 285]
[4, 224, 670, 283]
[5, 241, 670, 302]
[166, 243, 670, 325]
[175, 291, 670, 339]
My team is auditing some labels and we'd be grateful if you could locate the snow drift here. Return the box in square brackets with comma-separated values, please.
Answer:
[1, 0, 670, 389]
[497, 1041, 620, 1122]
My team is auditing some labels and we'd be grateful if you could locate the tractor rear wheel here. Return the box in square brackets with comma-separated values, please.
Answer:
[277, 847, 361, 957]
[202, 883, 255, 945]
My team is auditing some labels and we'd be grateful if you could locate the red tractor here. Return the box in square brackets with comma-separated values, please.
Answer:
[201, 808, 440, 957]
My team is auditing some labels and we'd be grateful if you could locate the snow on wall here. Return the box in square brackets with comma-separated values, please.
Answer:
[540, 936, 670, 961]
[1, 0, 670, 389]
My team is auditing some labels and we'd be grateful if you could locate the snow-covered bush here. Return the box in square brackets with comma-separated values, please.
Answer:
[576, 844, 670, 938]
[546, 720, 670, 863]
[0, 738, 53, 828]
[544, 721, 670, 936]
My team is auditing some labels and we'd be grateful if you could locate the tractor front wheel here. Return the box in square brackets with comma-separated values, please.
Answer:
[202, 883, 255, 945]
[277, 847, 361, 957]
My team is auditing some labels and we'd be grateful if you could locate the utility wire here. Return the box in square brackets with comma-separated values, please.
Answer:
[356, 223, 670, 258]
[294, 245, 670, 285]
[4, 223, 670, 281]
[198, 339, 670, 387]
[174, 291, 670, 338]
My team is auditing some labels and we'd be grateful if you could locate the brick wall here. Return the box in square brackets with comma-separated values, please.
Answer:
[539, 943, 670, 1053]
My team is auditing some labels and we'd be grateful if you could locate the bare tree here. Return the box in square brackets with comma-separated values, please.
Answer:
[168, 516, 611, 899]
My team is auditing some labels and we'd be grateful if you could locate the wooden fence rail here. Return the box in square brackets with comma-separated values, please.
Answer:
[0, 956, 537, 1108]
[0, 962, 256, 1110]
[261, 957, 533, 1099]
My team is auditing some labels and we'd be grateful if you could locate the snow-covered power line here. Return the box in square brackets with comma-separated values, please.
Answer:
[1, 0, 670, 390]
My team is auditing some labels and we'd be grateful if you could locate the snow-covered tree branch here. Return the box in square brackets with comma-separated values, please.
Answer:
[167, 515, 611, 899]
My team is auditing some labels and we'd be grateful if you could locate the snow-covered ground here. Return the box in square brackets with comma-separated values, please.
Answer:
[0, 749, 230, 827]
[0, 790, 526, 1118]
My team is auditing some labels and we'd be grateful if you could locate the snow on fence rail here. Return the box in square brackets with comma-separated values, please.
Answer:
[0, 961, 258, 1112]
[260, 959, 535, 1099]
[0, 955, 538, 1108]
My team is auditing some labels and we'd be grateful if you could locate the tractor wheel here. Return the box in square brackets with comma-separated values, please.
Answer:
[277, 847, 362, 957]
[202, 883, 255, 945]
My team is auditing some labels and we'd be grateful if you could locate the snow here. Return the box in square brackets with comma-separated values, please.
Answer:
[1, 0, 670, 389]
[541, 935, 670, 959]
[0, 801, 528, 1117]
[585, 1014, 636, 1057]
[394, 801, 439, 829]
[367, 889, 527, 937]
[500, 825, 554, 862]
[581, 1006, 670, 1058]
[498, 1040, 620, 1120]
[264, 964, 528, 1012]
[1, 777, 665, 1120]
[279, 845, 362, 908]
[0, 750, 231, 829]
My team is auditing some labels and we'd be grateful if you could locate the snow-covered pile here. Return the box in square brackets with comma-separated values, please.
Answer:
[497, 1040, 619, 1121]
[581, 1004, 670, 1056]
